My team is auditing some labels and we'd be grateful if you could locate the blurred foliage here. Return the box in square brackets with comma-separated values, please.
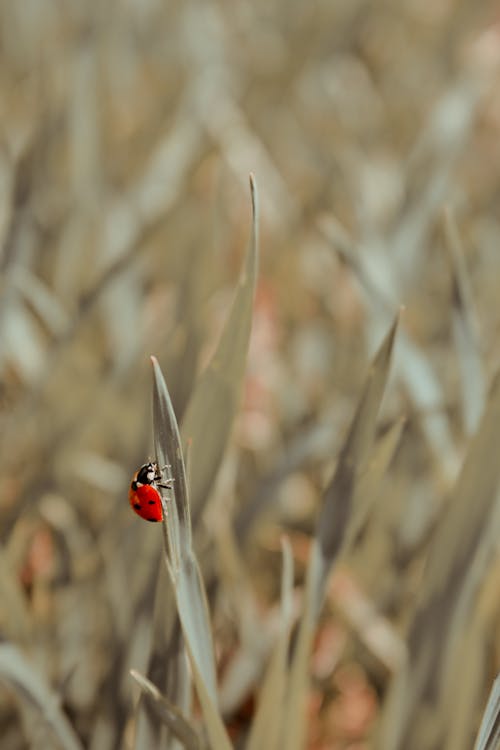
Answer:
[0, 1, 500, 749]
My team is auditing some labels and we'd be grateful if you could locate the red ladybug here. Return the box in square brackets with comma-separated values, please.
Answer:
[129, 462, 164, 522]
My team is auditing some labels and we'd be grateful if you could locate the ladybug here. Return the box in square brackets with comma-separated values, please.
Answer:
[129, 462, 166, 522]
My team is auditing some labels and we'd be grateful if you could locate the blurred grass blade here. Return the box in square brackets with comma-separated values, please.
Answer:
[187, 649, 233, 750]
[131, 670, 202, 750]
[345, 417, 405, 550]
[378, 369, 500, 750]
[246, 538, 294, 750]
[134, 563, 190, 750]
[12, 266, 69, 336]
[151, 357, 219, 706]
[283, 540, 320, 750]
[315, 314, 398, 606]
[474, 673, 500, 750]
[0, 544, 32, 644]
[0, 643, 83, 750]
[175, 550, 218, 701]
[319, 215, 458, 482]
[181, 174, 259, 524]
[285, 316, 398, 750]
[443, 207, 485, 435]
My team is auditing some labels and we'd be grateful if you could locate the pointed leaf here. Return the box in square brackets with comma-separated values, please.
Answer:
[247, 538, 294, 750]
[316, 314, 398, 601]
[151, 358, 218, 704]
[443, 207, 485, 435]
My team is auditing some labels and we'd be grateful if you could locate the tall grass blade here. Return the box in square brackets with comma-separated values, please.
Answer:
[134, 563, 190, 750]
[319, 215, 458, 481]
[0, 643, 83, 750]
[187, 649, 233, 750]
[151, 357, 225, 734]
[378, 369, 500, 750]
[283, 541, 320, 750]
[284, 316, 398, 750]
[181, 174, 259, 523]
[314, 314, 398, 608]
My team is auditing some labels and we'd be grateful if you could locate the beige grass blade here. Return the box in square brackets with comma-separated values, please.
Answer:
[0, 643, 83, 750]
[344, 417, 405, 550]
[378, 369, 500, 750]
[283, 541, 321, 750]
[319, 215, 458, 482]
[474, 673, 500, 750]
[443, 207, 485, 435]
[181, 174, 258, 524]
[246, 538, 294, 750]
[133, 562, 190, 750]
[187, 649, 233, 750]
[314, 314, 398, 610]
[151, 357, 218, 700]
[151, 357, 233, 749]
[284, 317, 398, 750]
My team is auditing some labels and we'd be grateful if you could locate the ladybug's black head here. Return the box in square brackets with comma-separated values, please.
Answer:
[136, 462, 157, 486]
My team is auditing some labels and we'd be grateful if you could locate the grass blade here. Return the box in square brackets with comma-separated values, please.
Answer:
[378, 369, 500, 750]
[181, 174, 259, 524]
[315, 314, 398, 609]
[0, 643, 83, 750]
[319, 215, 458, 481]
[345, 417, 405, 550]
[474, 673, 500, 750]
[284, 316, 398, 750]
[151, 357, 231, 747]
[131, 670, 202, 750]
[443, 207, 485, 435]
[246, 538, 294, 750]
[133, 563, 190, 750]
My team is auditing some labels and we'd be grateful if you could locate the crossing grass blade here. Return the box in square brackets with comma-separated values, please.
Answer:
[284, 315, 398, 750]
[181, 174, 259, 525]
[0, 642, 84, 750]
[131, 670, 202, 750]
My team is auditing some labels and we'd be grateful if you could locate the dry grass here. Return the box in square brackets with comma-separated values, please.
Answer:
[0, 2, 499, 749]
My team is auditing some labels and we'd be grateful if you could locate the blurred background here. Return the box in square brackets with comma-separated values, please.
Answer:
[1, 1, 500, 749]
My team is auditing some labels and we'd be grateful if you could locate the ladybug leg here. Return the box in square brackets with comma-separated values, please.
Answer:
[157, 478, 175, 490]
[154, 464, 175, 490]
